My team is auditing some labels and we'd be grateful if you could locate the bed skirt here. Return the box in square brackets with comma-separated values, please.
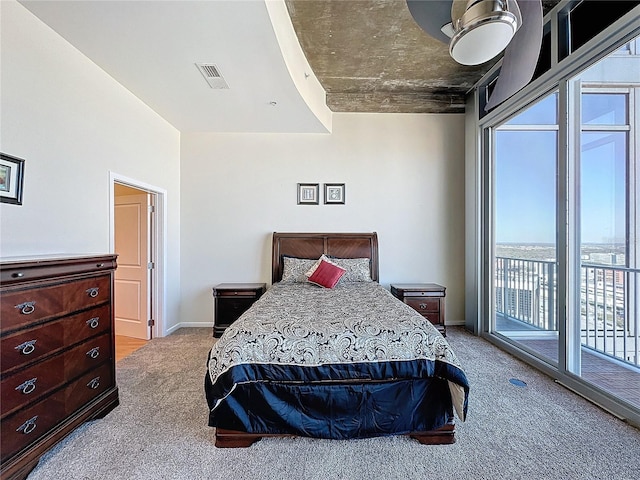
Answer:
[205, 373, 455, 442]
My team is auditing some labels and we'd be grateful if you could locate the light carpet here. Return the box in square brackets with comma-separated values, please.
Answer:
[27, 327, 640, 480]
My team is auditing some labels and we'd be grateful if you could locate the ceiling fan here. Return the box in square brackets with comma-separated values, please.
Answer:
[406, 0, 543, 111]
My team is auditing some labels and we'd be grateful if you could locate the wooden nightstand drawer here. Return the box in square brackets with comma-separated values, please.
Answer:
[216, 290, 259, 297]
[390, 283, 446, 336]
[216, 297, 255, 321]
[213, 283, 266, 337]
[423, 312, 441, 325]
[404, 297, 440, 313]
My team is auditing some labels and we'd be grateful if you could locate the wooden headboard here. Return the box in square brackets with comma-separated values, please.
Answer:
[272, 232, 379, 284]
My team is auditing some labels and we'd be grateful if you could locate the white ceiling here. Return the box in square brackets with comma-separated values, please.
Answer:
[19, 0, 328, 133]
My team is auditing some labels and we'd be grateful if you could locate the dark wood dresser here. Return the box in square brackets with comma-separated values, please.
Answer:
[212, 283, 266, 337]
[0, 254, 120, 480]
[390, 283, 447, 336]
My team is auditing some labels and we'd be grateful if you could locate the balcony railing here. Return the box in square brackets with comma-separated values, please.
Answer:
[495, 256, 640, 367]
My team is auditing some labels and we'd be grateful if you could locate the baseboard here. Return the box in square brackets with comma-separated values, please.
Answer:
[446, 320, 465, 326]
[166, 321, 213, 335]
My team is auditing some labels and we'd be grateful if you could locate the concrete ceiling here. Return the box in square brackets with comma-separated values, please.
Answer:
[285, 0, 563, 114]
[286, 0, 491, 114]
[18, 0, 562, 132]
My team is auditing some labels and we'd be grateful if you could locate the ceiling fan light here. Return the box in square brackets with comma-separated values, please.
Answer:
[450, 20, 516, 65]
[449, 0, 519, 65]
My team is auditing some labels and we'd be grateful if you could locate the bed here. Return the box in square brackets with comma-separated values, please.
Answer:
[205, 232, 469, 447]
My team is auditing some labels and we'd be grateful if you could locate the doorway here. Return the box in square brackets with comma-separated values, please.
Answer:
[110, 173, 166, 360]
[114, 184, 151, 341]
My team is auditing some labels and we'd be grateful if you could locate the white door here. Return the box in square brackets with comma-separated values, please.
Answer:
[114, 192, 150, 340]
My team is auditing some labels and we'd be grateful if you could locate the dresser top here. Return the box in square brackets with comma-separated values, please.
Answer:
[1, 254, 118, 285]
[1, 253, 117, 267]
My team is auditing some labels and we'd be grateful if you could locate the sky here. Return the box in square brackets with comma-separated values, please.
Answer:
[495, 93, 628, 245]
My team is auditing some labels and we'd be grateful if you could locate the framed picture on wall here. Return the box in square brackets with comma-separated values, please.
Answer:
[297, 183, 319, 205]
[0, 153, 25, 205]
[324, 183, 345, 204]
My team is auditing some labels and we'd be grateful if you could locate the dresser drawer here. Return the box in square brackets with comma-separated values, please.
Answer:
[0, 284, 64, 332]
[0, 389, 66, 463]
[63, 304, 111, 346]
[1, 354, 66, 418]
[64, 333, 112, 382]
[0, 363, 115, 465]
[1, 333, 112, 418]
[63, 275, 111, 315]
[65, 362, 114, 415]
[1, 321, 65, 372]
[1, 305, 111, 374]
[404, 297, 440, 313]
[0, 361, 110, 463]
[0, 275, 111, 334]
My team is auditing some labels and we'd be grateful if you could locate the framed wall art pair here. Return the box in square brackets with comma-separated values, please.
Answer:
[297, 183, 345, 205]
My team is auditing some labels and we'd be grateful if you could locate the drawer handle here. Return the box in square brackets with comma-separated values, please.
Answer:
[96, 263, 104, 268]
[12, 272, 25, 278]
[87, 317, 100, 329]
[15, 340, 37, 355]
[15, 301, 36, 315]
[16, 416, 38, 435]
[418, 303, 427, 310]
[86, 287, 100, 298]
[87, 377, 101, 389]
[15, 378, 37, 395]
[87, 347, 100, 359]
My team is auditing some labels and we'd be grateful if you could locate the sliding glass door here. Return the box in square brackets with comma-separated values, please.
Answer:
[488, 35, 639, 413]
[568, 45, 640, 410]
[493, 93, 560, 365]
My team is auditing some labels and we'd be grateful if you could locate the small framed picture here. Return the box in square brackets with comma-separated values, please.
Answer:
[297, 183, 319, 205]
[324, 183, 345, 204]
[0, 153, 25, 205]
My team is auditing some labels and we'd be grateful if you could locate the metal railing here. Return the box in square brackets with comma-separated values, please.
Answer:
[495, 257, 556, 330]
[495, 256, 640, 367]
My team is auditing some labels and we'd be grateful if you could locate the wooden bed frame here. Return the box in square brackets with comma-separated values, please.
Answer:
[215, 232, 456, 447]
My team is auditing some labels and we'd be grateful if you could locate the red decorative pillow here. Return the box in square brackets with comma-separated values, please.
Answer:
[307, 259, 346, 288]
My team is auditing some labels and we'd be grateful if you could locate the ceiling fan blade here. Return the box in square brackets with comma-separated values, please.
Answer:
[406, 0, 454, 44]
[441, 22, 455, 38]
[485, 0, 543, 111]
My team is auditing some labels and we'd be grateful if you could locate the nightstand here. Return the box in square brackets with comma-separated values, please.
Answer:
[212, 283, 266, 337]
[390, 283, 446, 336]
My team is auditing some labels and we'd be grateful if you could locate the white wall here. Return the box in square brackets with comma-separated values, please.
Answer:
[0, 1, 182, 333]
[180, 113, 466, 328]
[1, 1, 467, 336]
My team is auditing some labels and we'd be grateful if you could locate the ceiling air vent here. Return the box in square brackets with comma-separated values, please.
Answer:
[195, 63, 229, 89]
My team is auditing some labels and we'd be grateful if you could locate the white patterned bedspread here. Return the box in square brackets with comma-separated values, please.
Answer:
[207, 281, 468, 420]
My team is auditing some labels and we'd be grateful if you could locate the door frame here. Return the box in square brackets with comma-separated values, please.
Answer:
[109, 172, 167, 338]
